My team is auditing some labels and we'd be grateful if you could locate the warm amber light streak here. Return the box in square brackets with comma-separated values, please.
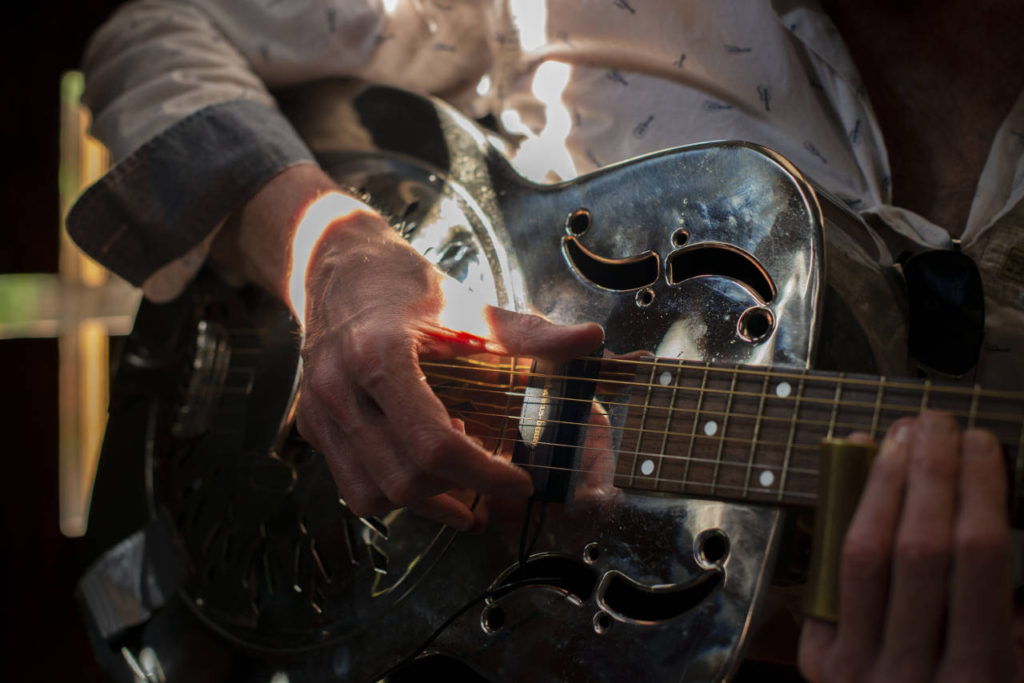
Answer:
[288, 192, 377, 327]
[59, 322, 108, 537]
[289, 191, 499, 346]
[58, 71, 118, 537]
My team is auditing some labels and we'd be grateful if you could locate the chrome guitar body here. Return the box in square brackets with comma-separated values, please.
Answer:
[79, 85, 909, 682]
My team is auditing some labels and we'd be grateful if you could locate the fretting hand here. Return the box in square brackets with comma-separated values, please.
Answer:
[798, 412, 1022, 682]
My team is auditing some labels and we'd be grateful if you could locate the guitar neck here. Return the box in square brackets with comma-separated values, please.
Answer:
[613, 359, 1024, 526]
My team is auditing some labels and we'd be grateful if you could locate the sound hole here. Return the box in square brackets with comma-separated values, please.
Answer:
[600, 569, 722, 623]
[482, 604, 505, 633]
[696, 529, 730, 565]
[738, 307, 774, 342]
[562, 237, 660, 291]
[566, 208, 592, 236]
[667, 245, 775, 303]
[499, 555, 598, 601]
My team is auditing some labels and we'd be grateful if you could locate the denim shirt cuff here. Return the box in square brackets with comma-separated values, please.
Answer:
[67, 99, 314, 286]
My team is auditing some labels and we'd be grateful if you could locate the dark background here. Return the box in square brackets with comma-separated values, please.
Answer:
[1, 3, 123, 680]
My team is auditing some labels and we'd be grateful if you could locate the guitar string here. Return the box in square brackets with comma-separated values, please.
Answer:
[509, 460, 819, 502]
[445, 402, 827, 457]
[432, 380, 1024, 440]
[424, 365, 1024, 425]
[429, 390, 1019, 498]
[449, 390, 825, 477]
[425, 369, 1024, 431]
[225, 336, 1022, 404]
[419, 356, 1024, 413]
[473, 427, 819, 477]
[434, 397, 1017, 494]
[419, 357, 1024, 403]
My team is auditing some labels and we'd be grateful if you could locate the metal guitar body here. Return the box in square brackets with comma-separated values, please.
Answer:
[80, 84, 908, 681]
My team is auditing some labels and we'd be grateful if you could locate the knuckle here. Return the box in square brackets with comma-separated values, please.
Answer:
[377, 469, 425, 507]
[907, 445, 957, 480]
[306, 365, 338, 402]
[953, 525, 1009, 561]
[518, 313, 554, 345]
[895, 533, 949, 566]
[841, 534, 891, 581]
[342, 327, 384, 374]
[409, 428, 453, 470]
[345, 490, 392, 518]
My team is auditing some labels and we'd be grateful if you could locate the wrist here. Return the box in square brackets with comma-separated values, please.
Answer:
[288, 191, 379, 325]
[211, 163, 376, 324]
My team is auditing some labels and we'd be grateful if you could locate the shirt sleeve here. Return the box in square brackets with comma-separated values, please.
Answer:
[65, 0, 385, 299]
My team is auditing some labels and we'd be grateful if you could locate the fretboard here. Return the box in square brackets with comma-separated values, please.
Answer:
[613, 359, 1024, 526]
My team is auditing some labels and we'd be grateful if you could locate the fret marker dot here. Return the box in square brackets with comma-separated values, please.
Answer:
[659, 371, 672, 386]
[703, 420, 718, 436]
[759, 470, 775, 488]
[640, 459, 655, 476]
[775, 382, 792, 398]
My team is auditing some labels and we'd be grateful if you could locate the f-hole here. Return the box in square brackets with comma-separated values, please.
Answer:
[562, 236, 660, 292]
[666, 245, 775, 304]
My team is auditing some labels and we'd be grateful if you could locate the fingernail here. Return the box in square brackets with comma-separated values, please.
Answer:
[484, 340, 510, 355]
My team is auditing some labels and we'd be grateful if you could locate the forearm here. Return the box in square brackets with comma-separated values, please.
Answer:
[209, 163, 383, 321]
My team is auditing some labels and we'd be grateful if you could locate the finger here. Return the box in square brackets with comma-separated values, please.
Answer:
[306, 388, 482, 530]
[880, 411, 960, 678]
[577, 402, 617, 499]
[832, 423, 911, 669]
[940, 428, 1014, 678]
[798, 618, 836, 683]
[362, 346, 533, 498]
[482, 307, 604, 360]
[346, 409, 465, 507]
[298, 397, 392, 517]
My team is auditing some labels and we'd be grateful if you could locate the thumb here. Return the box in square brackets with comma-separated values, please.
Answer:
[483, 306, 604, 361]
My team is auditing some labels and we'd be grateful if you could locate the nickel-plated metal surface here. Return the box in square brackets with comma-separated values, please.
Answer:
[83, 84, 909, 682]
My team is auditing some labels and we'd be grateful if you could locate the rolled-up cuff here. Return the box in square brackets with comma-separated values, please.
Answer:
[67, 98, 314, 286]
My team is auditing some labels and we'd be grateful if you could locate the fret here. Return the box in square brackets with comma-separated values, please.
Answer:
[967, 385, 980, 430]
[922, 382, 977, 433]
[497, 356, 521, 454]
[681, 363, 733, 497]
[742, 369, 795, 505]
[776, 369, 807, 503]
[636, 360, 682, 491]
[655, 359, 683, 489]
[788, 372, 837, 504]
[709, 367, 740, 496]
[870, 377, 885, 439]
[591, 357, 1023, 530]
[681, 363, 712, 495]
[827, 373, 843, 439]
[627, 363, 659, 488]
[741, 370, 770, 499]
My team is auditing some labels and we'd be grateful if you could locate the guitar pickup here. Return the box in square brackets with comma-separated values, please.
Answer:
[512, 347, 603, 503]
